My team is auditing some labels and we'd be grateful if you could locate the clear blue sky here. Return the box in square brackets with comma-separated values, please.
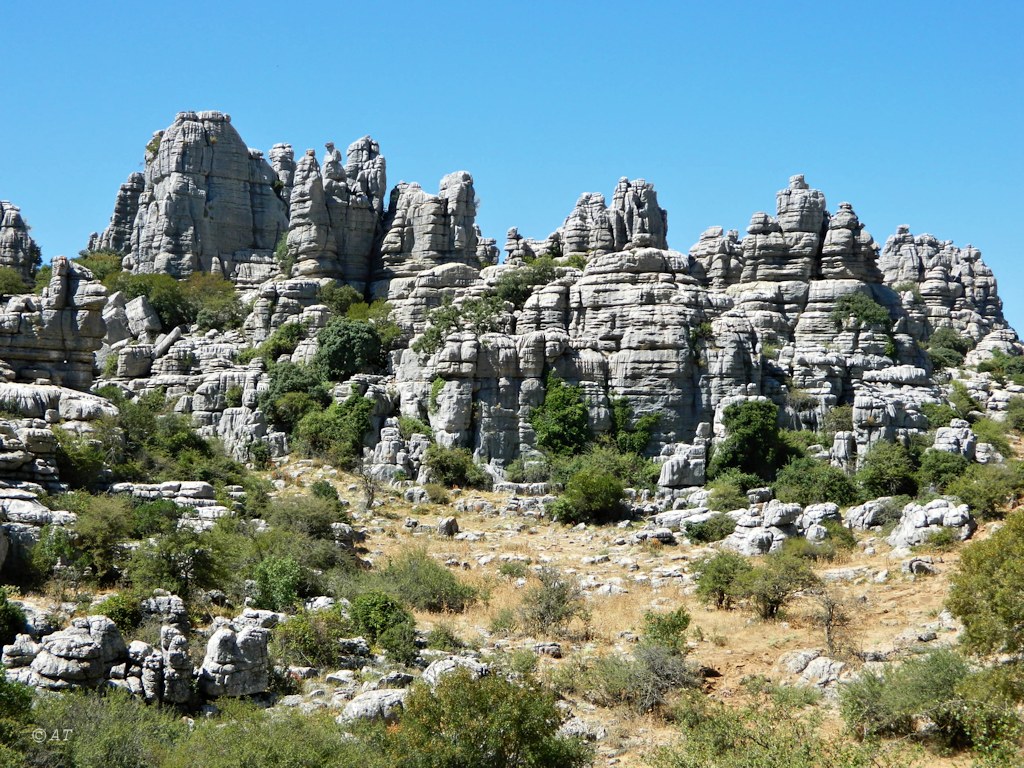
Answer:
[3, 1, 1022, 328]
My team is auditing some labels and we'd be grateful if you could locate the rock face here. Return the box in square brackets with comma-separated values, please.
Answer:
[0, 201, 40, 283]
[283, 137, 386, 284]
[197, 620, 270, 697]
[29, 616, 127, 689]
[88, 173, 144, 254]
[125, 111, 288, 285]
[0, 257, 106, 388]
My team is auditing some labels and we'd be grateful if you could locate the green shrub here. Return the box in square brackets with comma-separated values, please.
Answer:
[946, 462, 1024, 519]
[821, 404, 854, 439]
[378, 618, 419, 664]
[694, 552, 753, 609]
[706, 470, 759, 512]
[929, 346, 964, 369]
[104, 272, 244, 332]
[684, 513, 736, 543]
[707, 400, 798, 482]
[317, 282, 364, 316]
[1006, 397, 1024, 432]
[397, 415, 432, 440]
[53, 427, 108, 491]
[773, 457, 858, 506]
[855, 440, 918, 498]
[558, 646, 698, 714]
[345, 298, 403, 351]
[829, 292, 891, 330]
[411, 295, 506, 356]
[492, 257, 557, 309]
[0, 590, 25, 647]
[350, 591, 414, 643]
[978, 349, 1024, 384]
[497, 560, 529, 580]
[130, 499, 182, 537]
[529, 377, 592, 456]
[549, 468, 624, 524]
[381, 549, 476, 612]
[518, 567, 589, 636]
[95, 592, 143, 634]
[426, 623, 466, 651]
[252, 556, 302, 611]
[548, 443, 660, 491]
[424, 444, 491, 488]
[74, 249, 124, 282]
[127, 528, 227, 601]
[271, 605, 354, 668]
[266, 493, 349, 539]
[384, 669, 592, 768]
[733, 553, 818, 620]
[641, 606, 691, 653]
[610, 397, 660, 455]
[423, 483, 449, 504]
[948, 511, 1024, 653]
[313, 318, 382, 380]
[950, 380, 981, 419]
[972, 417, 1011, 456]
[293, 395, 373, 468]
[30, 524, 77, 581]
[839, 649, 1020, 750]
[917, 450, 969, 492]
[73, 495, 135, 581]
[0, 267, 28, 295]
[921, 401, 958, 429]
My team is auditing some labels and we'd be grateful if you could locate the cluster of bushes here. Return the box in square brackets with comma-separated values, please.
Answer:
[55, 388, 255, 493]
[423, 444, 491, 488]
[694, 550, 818, 619]
[492, 256, 558, 309]
[707, 400, 799, 483]
[106, 270, 246, 332]
[926, 327, 974, 369]
[411, 295, 507, 356]
[0, 669, 592, 768]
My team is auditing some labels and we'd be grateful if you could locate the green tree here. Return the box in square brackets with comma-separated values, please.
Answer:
[733, 553, 818, 620]
[252, 556, 302, 611]
[773, 457, 858, 506]
[529, 377, 592, 456]
[313, 318, 382, 380]
[550, 469, 625, 524]
[293, 395, 374, 468]
[856, 440, 918, 498]
[707, 400, 797, 482]
[694, 552, 753, 609]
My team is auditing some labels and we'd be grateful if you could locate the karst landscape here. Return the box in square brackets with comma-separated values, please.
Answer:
[0, 105, 1021, 767]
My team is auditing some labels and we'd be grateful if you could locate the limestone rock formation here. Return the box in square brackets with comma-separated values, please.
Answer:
[125, 111, 288, 286]
[0, 201, 40, 283]
[87, 173, 144, 254]
[29, 616, 128, 690]
[198, 619, 270, 697]
[0, 257, 106, 388]
[269, 143, 296, 208]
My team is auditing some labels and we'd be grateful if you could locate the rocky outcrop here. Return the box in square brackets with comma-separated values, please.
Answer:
[197, 619, 270, 697]
[269, 143, 296, 208]
[0, 257, 106, 388]
[284, 137, 386, 285]
[87, 173, 144, 255]
[28, 616, 127, 690]
[0, 201, 40, 284]
[125, 111, 288, 286]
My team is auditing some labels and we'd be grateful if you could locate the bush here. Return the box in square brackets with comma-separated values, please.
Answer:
[426, 623, 466, 651]
[0, 267, 28, 295]
[707, 400, 798, 482]
[127, 528, 227, 601]
[773, 457, 858, 506]
[423, 483, 449, 504]
[350, 591, 415, 643]
[95, 592, 143, 633]
[921, 401, 958, 429]
[839, 649, 1021, 750]
[492, 256, 557, 309]
[641, 607, 691, 653]
[271, 605, 354, 668]
[948, 510, 1024, 653]
[610, 397, 659, 455]
[258, 321, 307, 363]
[74, 249, 124, 282]
[105, 272, 244, 332]
[694, 552, 753, 609]
[260, 362, 329, 433]
[733, 553, 818, 620]
[317, 282, 364, 316]
[266, 493, 349, 540]
[397, 415, 432, 440]
[0, 590, 25, 647]
[684, 513, 736, 543]
[972, 417, 1011, 457]
[423, 444, 491, 488]
[130, 499, 182, 537]
[946, 462, 1024, 519]
[855, 440, 918, 498]
[549, 443, 660, 491]
[384, 669, 592, 768]
[518, 567, 589, 636]
[411, 295, 506, 356]
[559, 646, 698, 714]
[252, 556, 302, 611]
[917, 450, 969, 492]
[529, 377, 592, 456]
[378, 618, 419, 664]
[73, 495, 135, 581]
[829, 292, 891, 330]
[706, 470, 759, 512]
[1006, 396, 1024, 432]
[313, 318, 382, 380]
[381, 549, 476, 612]
[978, 349, 1024, 384]
[293, 395, 373, 468]
[950, 380, 981, 419]
[821, 404, 853, 439]
[550, 469, 624, 524]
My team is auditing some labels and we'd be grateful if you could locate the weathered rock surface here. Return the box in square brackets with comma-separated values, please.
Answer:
[0, 201, 40, 283]
[29, 616, 127, 689]
[88, 173, 144, 255]
[197, 619, 270, 697]
[125, 111, 288, 286]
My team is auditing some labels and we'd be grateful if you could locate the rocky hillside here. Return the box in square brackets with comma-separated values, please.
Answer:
[1, 110, 1023, 766]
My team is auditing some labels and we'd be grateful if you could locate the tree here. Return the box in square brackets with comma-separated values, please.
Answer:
[529, 377, 592, 456]
[733, 553, 818, 620]
[773, 457, 858, 506]
[948, 511, 1024, 653]
[314, 318, 382, 380]
[549, 469, 625, 524]
[694, 552, 753, 609]
[707, 400, 796, 482]
[855, 440, 917, 498]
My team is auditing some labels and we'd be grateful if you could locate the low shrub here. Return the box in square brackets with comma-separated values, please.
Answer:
[381, 549, 476, 613]
[0, 590, 26, 646]
[917, 450, 969, 492]
[293, 395, 373, 468]
[0, 266, 29, 295]
[733, 553, 819, 620]
[641, 606, 691, 653]
[424, 444, 491, 488]
[557, 646, 698, 714]
[397, 415, 432, 440]
[773, 457, 858, 506]
[529, 377, 592, 456]
[423, 483, 449, 504]
[550, 468, 625, 524]
[271, 606, 354, 668]
[830, 292, 891, 330]
[350, 591, 414, 643]
[95, 592, 143, 634]
[821, 404, 854, 439]
[426, 623, 466, 651]
[921, 401, 958, 429]
[252, 556, 302, 611]
[706, 470, 759, 512]
[518, 567, 589, 636]
[972, 417, 1011, 457]
[684, 513, 736, 543]
[855, 440, 918, 498]
[378, 619, 419, 664]
[313, 318, 382, 380]
[946, 461, 1024, 519]
[694, 551, 753, 609]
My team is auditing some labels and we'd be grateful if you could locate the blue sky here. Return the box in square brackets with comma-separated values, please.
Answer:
[3, 1, 1022, 328]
